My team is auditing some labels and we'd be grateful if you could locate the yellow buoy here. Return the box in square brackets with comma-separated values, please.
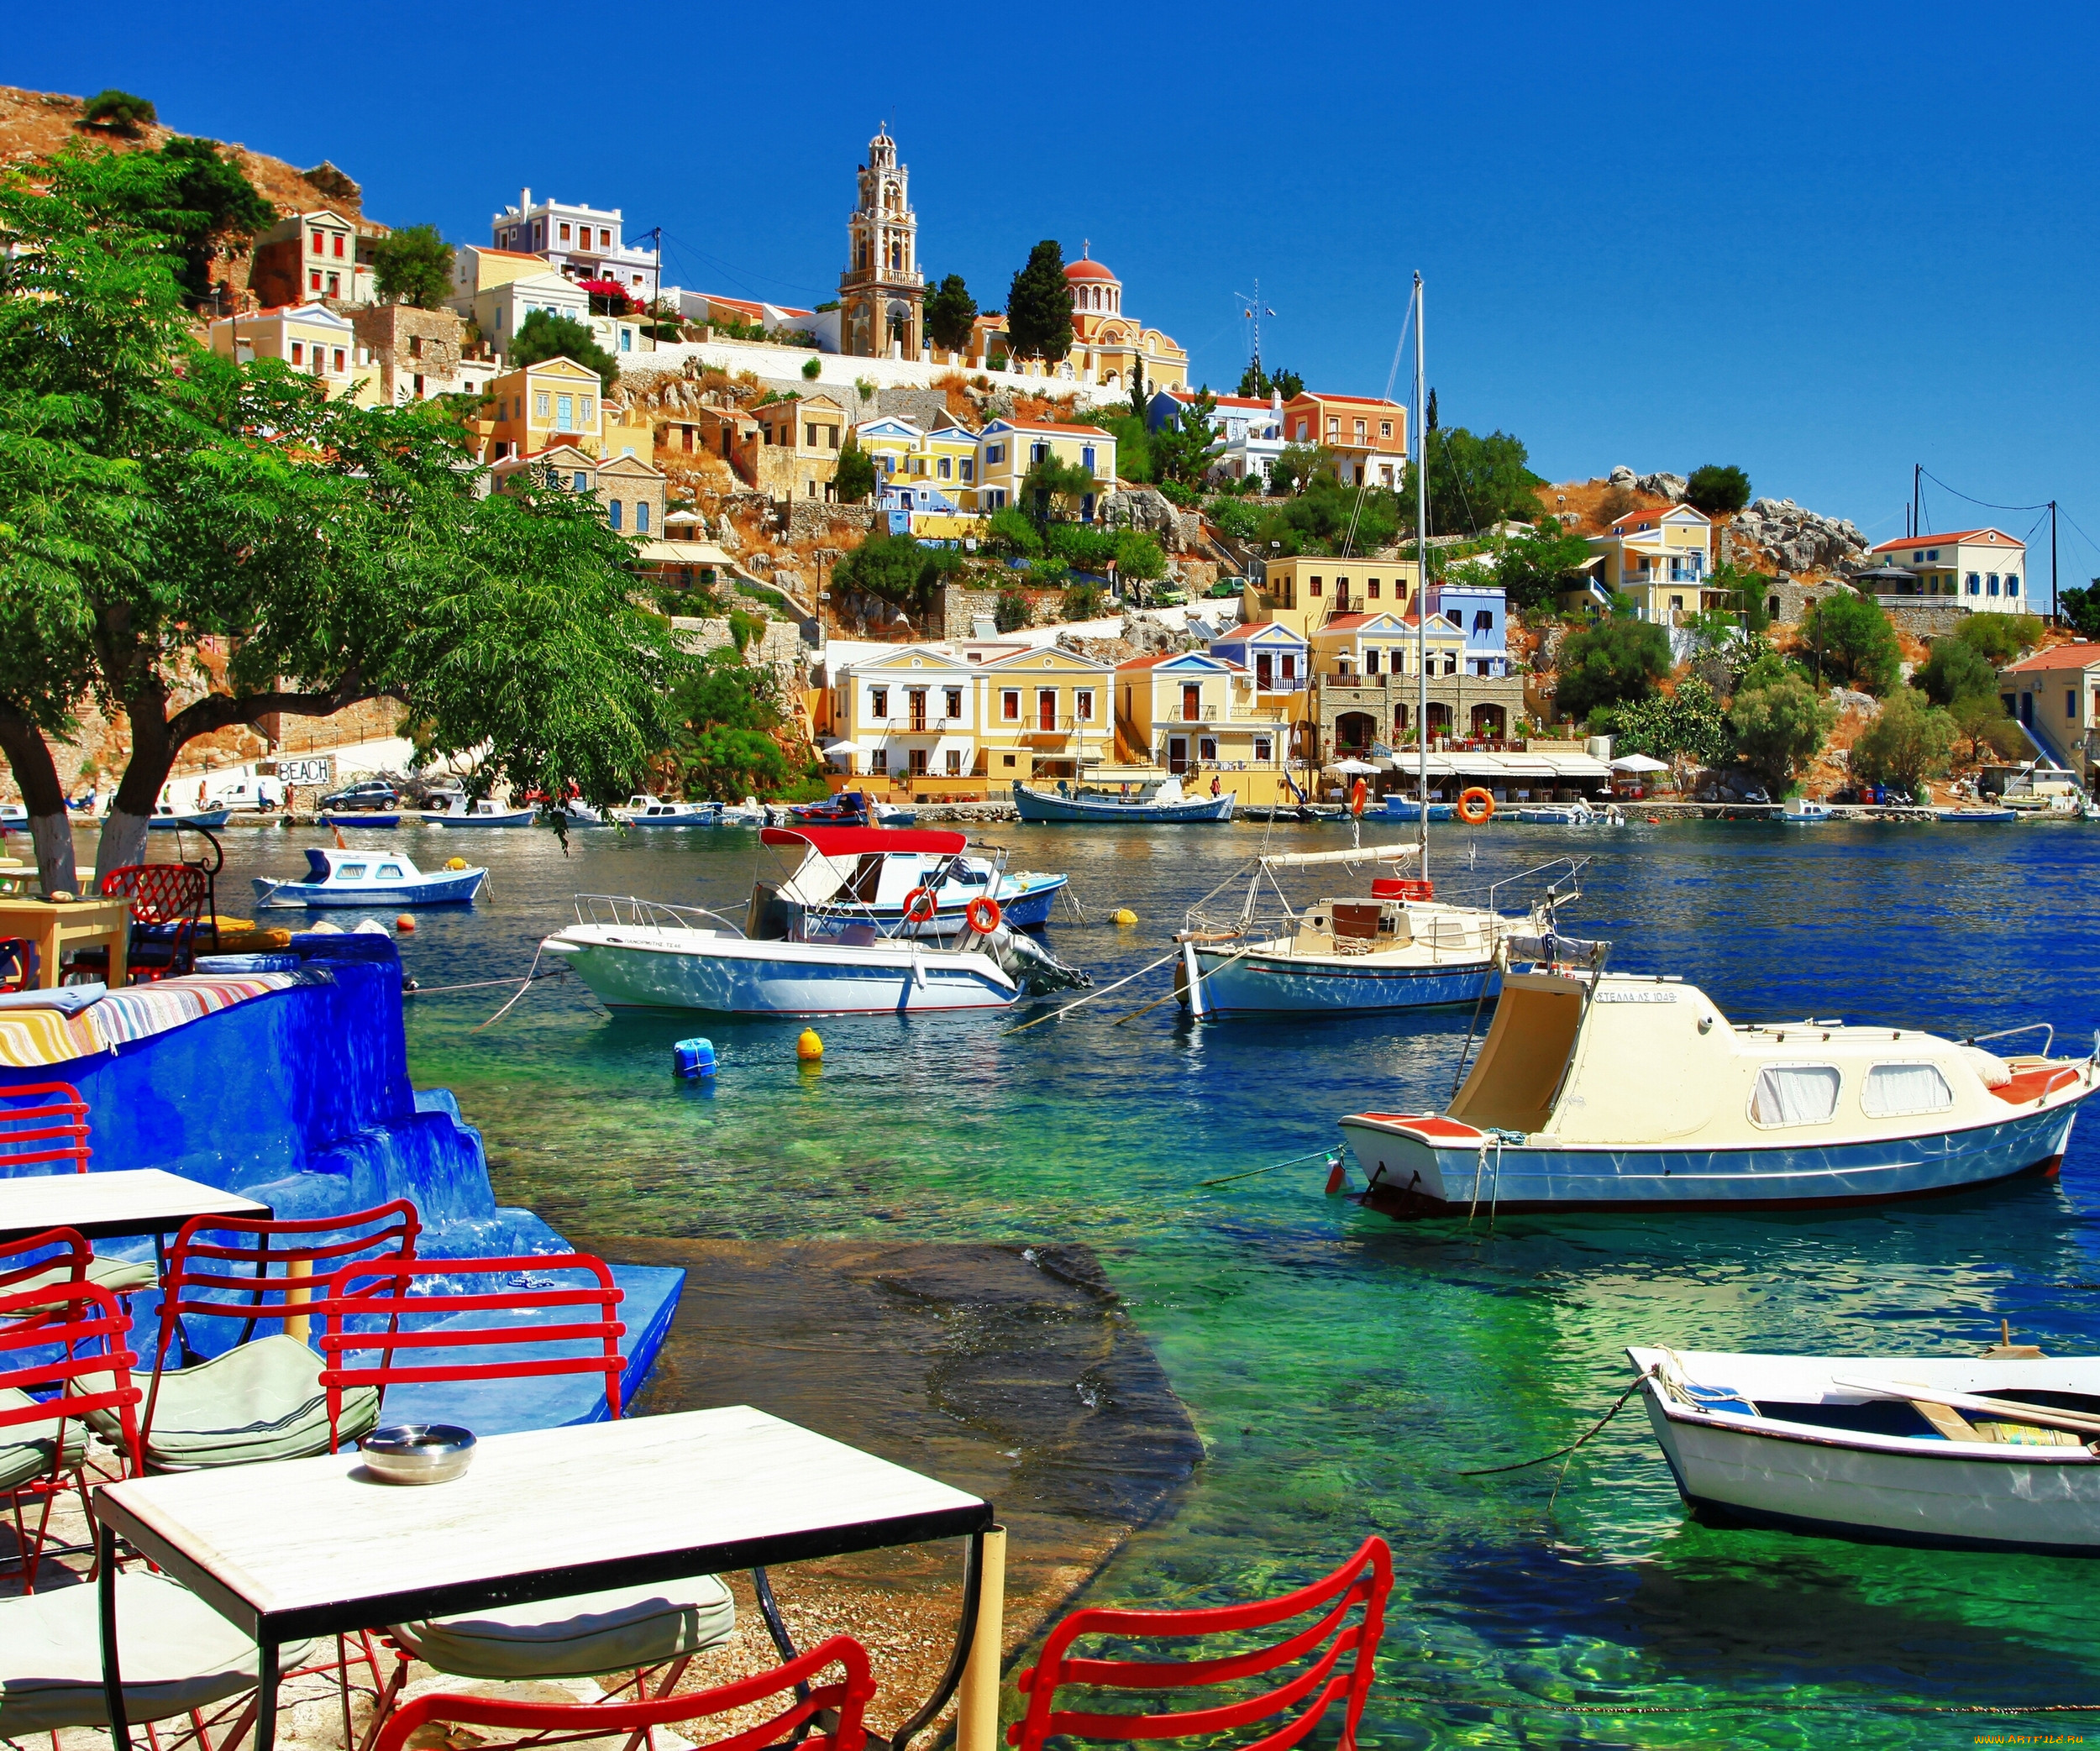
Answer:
[445, 857, 468, 872]
[1111, 908, 1138, 926]
[796, 1028, 823, 1062]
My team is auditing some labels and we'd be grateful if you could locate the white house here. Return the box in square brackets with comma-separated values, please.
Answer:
[1147, 388, 1287, 485]
[489, 189, 660, 302]
[1866, 527, 2029, 612]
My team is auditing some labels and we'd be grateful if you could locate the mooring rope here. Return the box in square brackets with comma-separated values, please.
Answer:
[1199, 1145, 1342, 1188]
[1458, 1373, 1651, 1478]
[1383, 1693, 2100, 1719]
[405, 967, 570, 999]
[473, 943, 550, 1031]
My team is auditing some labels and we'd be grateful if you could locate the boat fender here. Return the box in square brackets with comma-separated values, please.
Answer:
[445, 857, 468, 872]
[673, 1037, 717, 1079]
[1111, 908, 1138, 926]
[903, 885, 939, 924]
[1457, 788, 1495, 826]
[964, 896, 1002, 934]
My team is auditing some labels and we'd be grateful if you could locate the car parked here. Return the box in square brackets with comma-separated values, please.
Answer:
[318, 779, 399, 812]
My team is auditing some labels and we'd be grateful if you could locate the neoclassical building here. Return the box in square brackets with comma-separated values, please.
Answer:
[838, 127, 924, 359]
[1059, 247, 1188, 391]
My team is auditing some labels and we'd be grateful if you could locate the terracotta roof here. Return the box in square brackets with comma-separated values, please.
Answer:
[1287, 392, 1404, 409]
[1117, 654, 1175, 669]
[1005, 420, 1114, 438]
[1321, 613, 1376, 630]
[1870, 527, 2019, 553]
[1065, 259, 1117, 282]
[2003, 642, 2100, 674]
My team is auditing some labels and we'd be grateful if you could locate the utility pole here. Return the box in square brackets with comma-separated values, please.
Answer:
[2052, 500, 2060, 621]
[1913, 463, 1922, 539]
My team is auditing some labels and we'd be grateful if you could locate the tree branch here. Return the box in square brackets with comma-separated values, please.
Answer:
[163, 675, 376, 746]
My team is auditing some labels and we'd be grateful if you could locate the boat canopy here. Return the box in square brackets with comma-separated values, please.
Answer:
[1257, 844, 1421, 871]
[760, 825, 969, 856]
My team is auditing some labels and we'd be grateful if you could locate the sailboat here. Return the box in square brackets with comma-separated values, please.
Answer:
[1173, 272, 1578, 1017]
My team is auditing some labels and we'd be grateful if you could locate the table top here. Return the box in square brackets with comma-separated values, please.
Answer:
[0, 894, 129, 921]
[0, 1167, 270, 1240]
[95, 1404, 993, 1642]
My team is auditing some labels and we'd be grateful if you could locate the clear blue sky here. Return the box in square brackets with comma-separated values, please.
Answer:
[14, 2, 2100, 590]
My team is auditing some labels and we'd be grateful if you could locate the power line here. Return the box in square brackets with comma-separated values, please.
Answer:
[1918, 466, 2049, 515]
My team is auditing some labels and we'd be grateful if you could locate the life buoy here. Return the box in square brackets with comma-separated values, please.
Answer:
[1457, 787, 1495, 825]
[1349, 778, 1368, 817]
[903, 886, 939, 923]
[964, 896, 1002, 935]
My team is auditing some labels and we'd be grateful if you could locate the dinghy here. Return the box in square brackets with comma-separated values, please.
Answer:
[1628, 1344, 2100, 1554]
[1013, 774, 1236, 823]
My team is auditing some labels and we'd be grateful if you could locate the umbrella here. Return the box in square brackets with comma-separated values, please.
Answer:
[1610, 753, 1671, 773]
[822, 740, 867, 759]
[1328, 758, 1380, 775]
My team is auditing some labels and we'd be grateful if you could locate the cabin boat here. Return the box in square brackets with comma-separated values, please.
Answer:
[538, 826, 1087, 1017]
[1628, 1344, 2100, 1554]
[421, 795, 536, 827]
[1013, 776, 1236, 824]
[617, 795, 723, 826]
[766, 826, 1067, 934]
[253, 847, 486, 909]
[1338, 967, 2098, 1211]
[1780, 799, 1833, 824]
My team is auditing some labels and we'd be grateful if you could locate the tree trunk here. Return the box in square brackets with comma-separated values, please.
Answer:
[0, 706, 79, 895]
[95, 694, 179, 886]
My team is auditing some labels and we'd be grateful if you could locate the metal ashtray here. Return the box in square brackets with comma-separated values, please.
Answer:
[360, 1423, 477, 1485]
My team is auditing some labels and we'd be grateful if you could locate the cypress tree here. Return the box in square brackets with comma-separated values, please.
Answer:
[1005, 241, 1073, 362]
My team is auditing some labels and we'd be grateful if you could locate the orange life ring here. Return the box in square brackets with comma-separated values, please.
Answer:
[903, 886, 939, 923]
[1349, 778, 1368, 817]
[964, 896, 1002, 935]
[1457, 787, 1495, 826]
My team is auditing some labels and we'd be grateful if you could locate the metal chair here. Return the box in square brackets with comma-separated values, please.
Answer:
[316, 1255, 738, 1742]
[0, 936, 36, 993]
[370, 1634, 875, 1751]
[74, 863, 208, 983]
[1007, 1536, 1393, 1751]
[0, 1082, 157, 1298]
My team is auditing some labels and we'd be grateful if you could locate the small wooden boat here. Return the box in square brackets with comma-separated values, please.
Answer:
[1013, 776, 1236, 823]
[1935, 805, 2019, 824]
[421, 795, 536, 827]
[1338, 967, 2098, 1212]
[317, 811, 401, 828]
[1629, 1344, 2100, 1554]
[254, 847, 486, 908]
[148, 808, 231, 830]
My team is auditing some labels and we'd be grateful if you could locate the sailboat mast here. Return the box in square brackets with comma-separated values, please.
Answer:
[1414, 271, 1429, 881]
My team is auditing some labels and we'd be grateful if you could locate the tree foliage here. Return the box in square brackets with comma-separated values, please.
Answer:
[1020, 454, 1096, 523]
[832, 438, 876, 504]
[1149, 388, 1225, 486]
[1954, 611, 2043, 666]
[1235, 361, 1302, 400]
[1552, 616, 1671, 720]
[370, 223, 454, 308]
[666, 647, 795, 800]
[506, 310, 620, 391]
[1950, 692, 2029, 763]
[81, 91, 156, 134]
[1703, 561, 1772, 633]
[1912, 634, 2000, 706]
[1409, 427, 1541, 536]
[926, 273, 978, 353]
[1095, 413, 1151, 483]
[1729, 669, 1835, 785]
[1005, 241, 1073, 362]
[832, 531, 935, 609]
[1494, 516, 1595, 612]
[1268, 444, 1331, 497]
[1798, 590, 1900, 694]
[1685, 464, 1751, 516]
[994, 588, 1032, 632]
[1850, 687, 1956, 794]
[1610, 678, 1728, 767]
[2059, 585, 2100, 640]
[124, 136, 275, 302]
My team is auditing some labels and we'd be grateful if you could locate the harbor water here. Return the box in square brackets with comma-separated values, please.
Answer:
[192, 815, 2100, 1745]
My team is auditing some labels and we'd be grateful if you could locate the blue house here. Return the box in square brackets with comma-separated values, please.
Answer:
[1428, 579, 1511, 678]
[1209, 621, 1309, 693]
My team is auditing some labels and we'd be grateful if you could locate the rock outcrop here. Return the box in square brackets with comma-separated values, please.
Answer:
[1725, 498, 1868, 575]
[1100, 488, 1200, 552]
[1607, 465, 1635, 485]
[1636, 472, 1688, 503]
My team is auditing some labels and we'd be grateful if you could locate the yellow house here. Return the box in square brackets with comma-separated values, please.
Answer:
[1116, 652, 1298, 802]
[853, 414, 984, 511]
[1583, 504, 1715, 623]
[979, 646, 1116, 783]
[1310, 611, 1465, 681]
[207, 306, 382, 406]
[1242, 554, 1423, 637]
[829, 646, 981, 785]
[975, 420, 1115, 517]
[480, 357, 607, 463]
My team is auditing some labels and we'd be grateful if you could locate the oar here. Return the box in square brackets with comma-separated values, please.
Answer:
[1830, 1376, 2100, 1439]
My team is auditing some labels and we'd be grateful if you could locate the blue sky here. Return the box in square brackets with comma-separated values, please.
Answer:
[13, 2, 2100, 590]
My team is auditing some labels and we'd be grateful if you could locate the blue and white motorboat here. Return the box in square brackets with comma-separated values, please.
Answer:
[764, 824, 1067, 934]
[1338, 967, 2098, 1213]
[872, 801, 918, 827]
[422, 795, 536, 827]
[1013, 775, 1236, 824]
[617, 795, 724, 826]
[253, 847, 486, 909]
[1378, 796, 1455, 823]
[1781, 798, 1833, 824]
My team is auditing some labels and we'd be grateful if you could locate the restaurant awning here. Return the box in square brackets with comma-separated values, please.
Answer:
[636, 540, 738, 567]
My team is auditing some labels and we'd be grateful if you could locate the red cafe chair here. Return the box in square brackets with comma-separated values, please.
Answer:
[0, 1083, 155, 1298]
[1008, 1536, 1393, 1751]
[0, 937, 36, 993]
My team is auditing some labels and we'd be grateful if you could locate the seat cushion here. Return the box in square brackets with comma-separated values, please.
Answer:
[0, 1386, 88, 1491]
[9, 1253, 155, 1303]
[392, 1574, 737, 1680]
[89, 1333, 378, 1470]
[0, 1571, 315, 1733]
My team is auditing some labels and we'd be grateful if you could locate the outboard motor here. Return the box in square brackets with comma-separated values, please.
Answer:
[982, 924, 1090, 995]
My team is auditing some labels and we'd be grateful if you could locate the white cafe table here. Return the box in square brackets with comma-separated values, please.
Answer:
[95, 1404, 999, 1751]
[0, 1166, 270, 1243]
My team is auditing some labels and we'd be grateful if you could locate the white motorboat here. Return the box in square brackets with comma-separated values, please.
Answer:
[615, 794, 724, 826]
[422, 795, 536, 827]
[1337, 967, 2097, 1212]
[539, 826, 1088, 1017]
[1780, 798, 1833, 824]
[254, 847, 486, 909]
[765, 824, 1068, 935]
[1628, 1344, 2100, 1554]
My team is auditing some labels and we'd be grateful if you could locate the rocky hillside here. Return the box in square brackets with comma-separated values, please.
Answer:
[1541, 466, 1870, 580]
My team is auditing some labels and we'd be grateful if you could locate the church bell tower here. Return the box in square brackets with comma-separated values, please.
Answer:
[839, 125, 923, 360]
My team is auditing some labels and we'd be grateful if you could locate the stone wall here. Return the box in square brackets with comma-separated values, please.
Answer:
[785, 501, 876, 545]
[669, 617, 815, 697]
[348, 304, 469, 404]
[938, 583, 1007, 638]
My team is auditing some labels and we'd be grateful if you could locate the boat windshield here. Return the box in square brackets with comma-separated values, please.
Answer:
[1448, 978, 1584, 1134]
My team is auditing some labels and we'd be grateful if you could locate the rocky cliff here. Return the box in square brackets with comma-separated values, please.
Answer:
[1724, 497, 1870, 575]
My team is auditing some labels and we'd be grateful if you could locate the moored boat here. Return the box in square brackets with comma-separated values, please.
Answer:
[253, 847, 486, 908]
[422, 795, 536, 827]
[1013, 775, 1236, 823]
[1780, 799, 1833, 824]
[1628, 1344, 2100, 1554]
[763, 824, 1068, 933]
[616, 794, 723, 826]
[317, 811, 401, 828]
[1338, 967, 2097, 1212]
[148, 807, 231, 829]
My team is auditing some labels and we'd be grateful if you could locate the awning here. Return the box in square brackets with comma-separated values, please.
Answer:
[636, 540, 737, 566]
[1544, 752, 1612, 779]
[760, 825, 968, 856]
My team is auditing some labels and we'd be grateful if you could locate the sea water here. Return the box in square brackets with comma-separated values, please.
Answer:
[218, 816, 2100, 1746]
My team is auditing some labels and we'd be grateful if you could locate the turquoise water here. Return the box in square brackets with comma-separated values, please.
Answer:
[225, 816, 2100, 1744]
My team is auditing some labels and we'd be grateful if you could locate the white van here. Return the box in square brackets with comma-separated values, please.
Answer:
[156, 773, 286, 814]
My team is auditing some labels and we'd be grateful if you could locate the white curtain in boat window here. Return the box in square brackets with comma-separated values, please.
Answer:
[1861, 1062, 1955, 1119]
[1751, 1064, 1841, 1127]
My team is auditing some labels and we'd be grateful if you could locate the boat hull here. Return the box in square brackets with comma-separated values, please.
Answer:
[424, 810, 536, 827]
[1013, 786, 1236, 823]
[149, 810, 231, 829]
[544, 930, 1018, 1016]
[1192, 946, 1496, 1014]
[1341, 1098, 2087, 1211]
[318, 812, 401, 828]
[1378, 800, 1454, 823]
[253, 871, 486, 908]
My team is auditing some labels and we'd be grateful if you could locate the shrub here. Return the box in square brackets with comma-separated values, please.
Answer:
[994, 589, 1032, 632]
[1113, 530, 1166, 582]
[833, 438, 875, 504]
[1730, 673, 1835, 787]
[832, 532, 932, 608]
[1046, 524, 1116, 570]
[81, 90, 155, 134]
[801, 356, 822, 380]
[1155, 479, 1197, 507]
[1063, 580, 1105, 621]
[1552, 616, 1672, 719]
[1956, 611, 2043, 666]
[1593, 484, 1637, 526]
[1850, 688, 1956, 794]
[1611, 678, 1728, 767]
[1912, 635, 2000, 706]
[986, 506, 1042, 557]
[1798, 590, 1901, 694]
[1684, 464, 1752, 516]
[2060, 585, 2100, 639]
[507, 310, 619, 391]
[1209, 497, 1263, 542]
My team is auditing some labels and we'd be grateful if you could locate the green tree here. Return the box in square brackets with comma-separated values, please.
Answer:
[1729, 672, 1835, 787]
[1704, 561, 1772, 633]
[1552, 616, 1672, 720]
[1850, 687, 1956, 794]
[1235, 361, 1301, 400]
[1005, 241, 1073, 362]
[1410, 427, 1541, 536]
[1020, 454, 1096, 524]
[1494, 516, 1596, 613]
[1063, 579, 1105, 621]
[1950, 693, 2029, 763]
[2060, 584, 2100, 639]
[994, 588, 1032, 632]
[1684, 464, 1752, 516]
[1912, 634, 2000, 706]
[1150, 388, 1226, 486]
[832, 531, 932, 609]
[1955, 611, 2043, 666]
[1268, 443, 1331, 497]
[1095, 413, 1152, 482]
[1798, 590, 1901, 693]
[0, 146, 680, 892]
[925, 273, 978, 353]
[507, 310, 620, 391]
[370, 223, 454, 308]
[666, 647, 795, 799]
[986, 506, 1043, 556]
[832, 438, 876, 504]
[81, 91, 156, 134]
[137, 136, 275, 302]
[1113, 529, 1166, 583]
[1612, 678, 1728, 768]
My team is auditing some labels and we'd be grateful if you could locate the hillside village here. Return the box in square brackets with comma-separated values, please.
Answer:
[3, 82, 2091, 815]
